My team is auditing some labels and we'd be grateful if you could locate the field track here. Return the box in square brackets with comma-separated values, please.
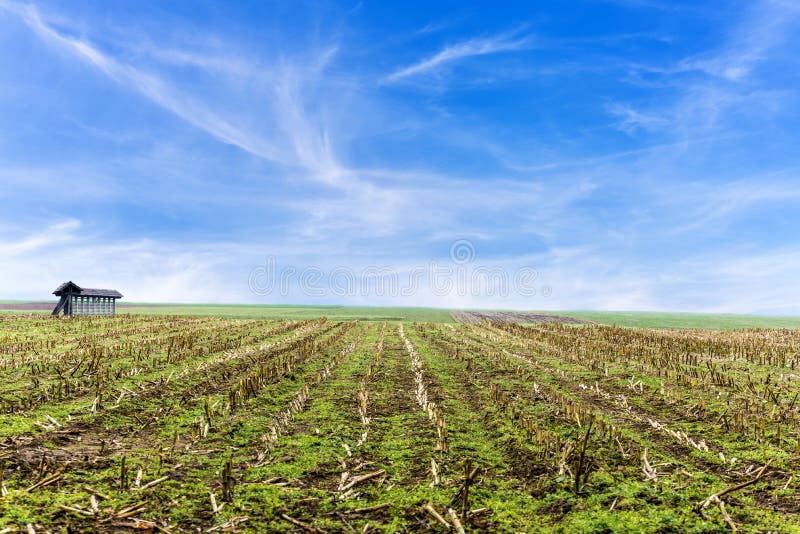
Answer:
[1, 314, 799, 532]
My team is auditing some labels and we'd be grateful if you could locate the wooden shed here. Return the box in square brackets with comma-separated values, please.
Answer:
[52, 281, 123, 316]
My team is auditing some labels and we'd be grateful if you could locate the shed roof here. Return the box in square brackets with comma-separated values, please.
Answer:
[53, 281, 82, 294]
[53, 281, 123, 298]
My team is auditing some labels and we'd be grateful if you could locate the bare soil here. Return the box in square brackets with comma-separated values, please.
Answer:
[0, 302, 55, 310]
[452, 310, 591, 325]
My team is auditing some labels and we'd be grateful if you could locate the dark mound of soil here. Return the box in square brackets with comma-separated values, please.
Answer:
[452, 311, 591, 325]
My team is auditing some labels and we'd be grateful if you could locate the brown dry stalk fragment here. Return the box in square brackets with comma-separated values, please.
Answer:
[448, 460, 481, 522]
[696, 459, 772, 512]
[206, 516, 249, 532]
[641, 449, 657, 481]
[82, 485, 111, 500]
[338, 470, 350, 490]
[422, 503, 451, 529]
[430, 458, 441, 487]
[45, 415, 62, 428]
[712, 496, 737, 532]
[138, 475, 169, 491]
[447, 508, 466, 534]
[333, 511, 356, 533]
[114, 518, 172, 533]
[468, 508, 490, 517]
[326, 503, 391, 516]
[0, 459, 6, 497]
[112, 502, 147, 519]
[26, 473, 63, 492]
[210, 492, 222, 514]
[694, 459, 773, 531]
[339, 469, 386, 492]
[280, 513, 326, 533]
[58, 504, 93, 517]
[609, 497, 618, 511]
[345, 502, 391, 515]
[221, 458, 235, 502]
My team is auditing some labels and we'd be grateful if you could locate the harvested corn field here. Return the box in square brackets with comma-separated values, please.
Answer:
[1, 315, 799, 532]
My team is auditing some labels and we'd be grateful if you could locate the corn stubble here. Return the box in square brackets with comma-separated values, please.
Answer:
[0, 315, 798, 532]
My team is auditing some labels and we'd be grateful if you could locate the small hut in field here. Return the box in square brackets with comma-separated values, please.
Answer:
[52, 281, 123, 317]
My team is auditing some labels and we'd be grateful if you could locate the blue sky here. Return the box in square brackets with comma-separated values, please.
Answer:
[1, 0, 800, 312]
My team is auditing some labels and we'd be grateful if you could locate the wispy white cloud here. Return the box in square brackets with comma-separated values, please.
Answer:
[0, 219, 80, 256]
[2, 1, 289, 164]
[607, 103, 669, 134]
[675, 0, 800, 82]
[591, 0, 800, 174]
[664, 178, 800, 234]
[596, 0, 715, 15]
[612, 0, 800, 140]
[502, 134, 739, 173]
[10, 1, 393, 196]
[383, 29, 533, 83]
[137, 45, 260, 77]
[414, 19, 460, 37]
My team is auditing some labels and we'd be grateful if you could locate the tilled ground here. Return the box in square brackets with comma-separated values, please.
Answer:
[0, 316, 798, 532]
[452, 310, 591, 325]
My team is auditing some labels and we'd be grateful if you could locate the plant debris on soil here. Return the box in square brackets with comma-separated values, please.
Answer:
[452, 310, 591, 324]
[0, 314, 798, 532]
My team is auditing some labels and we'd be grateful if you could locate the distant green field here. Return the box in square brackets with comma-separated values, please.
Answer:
[566, 310, 800, 330]
[3, 301, 800, 329]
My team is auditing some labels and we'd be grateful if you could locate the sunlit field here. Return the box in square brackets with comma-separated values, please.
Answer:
[1, 314, 798, 532]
